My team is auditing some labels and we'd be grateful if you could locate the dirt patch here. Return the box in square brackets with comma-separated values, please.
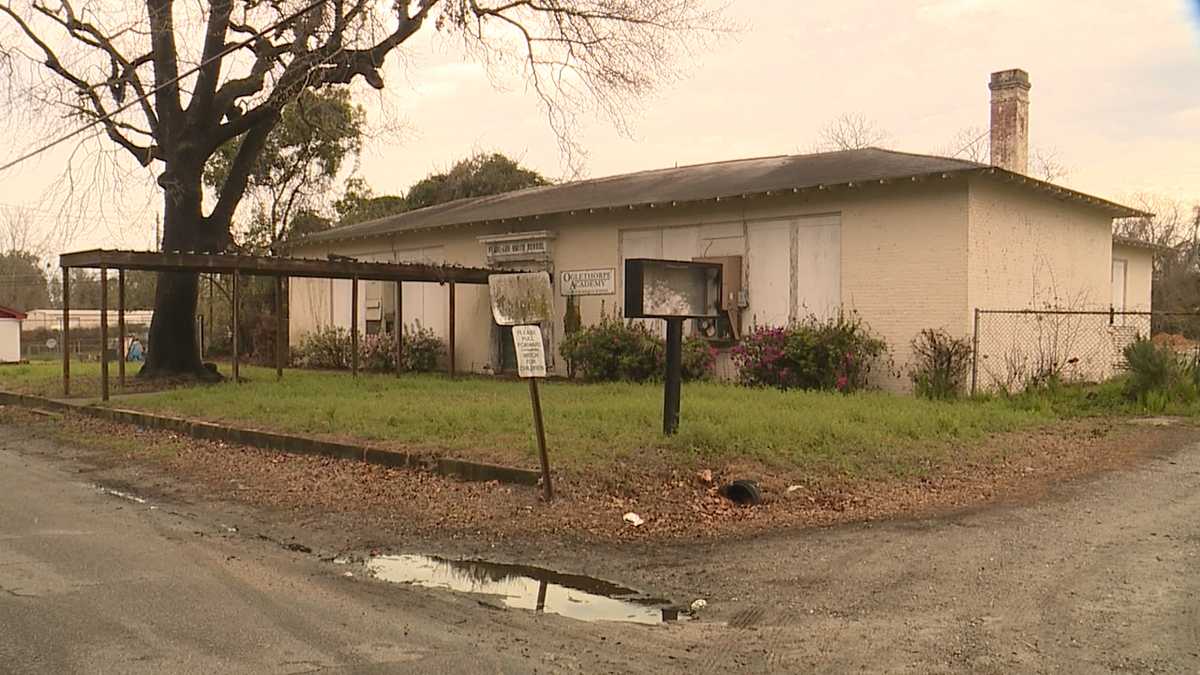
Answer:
[4, 405, 1193, 548]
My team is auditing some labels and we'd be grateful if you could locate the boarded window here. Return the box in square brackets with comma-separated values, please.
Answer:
[746, 214, 841, 327]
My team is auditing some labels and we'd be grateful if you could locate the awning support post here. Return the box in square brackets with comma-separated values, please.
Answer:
[118, 268, 126, 388]
[99, 266, 109, 402]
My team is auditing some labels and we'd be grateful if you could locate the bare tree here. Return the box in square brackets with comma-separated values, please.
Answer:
[0, 0, 717, 378]
[0, 206, 39, 254]
[941, 127, 1070, 182]
[1030, 147, 1068, 183]
[940, 126, 989, 163]
[812, 113, 889, 152]
[1113, 194, 1190, 248]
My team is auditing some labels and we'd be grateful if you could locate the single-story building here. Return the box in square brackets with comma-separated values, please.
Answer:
[0, 305, 25, 363]
[286, 69, 1151, 391]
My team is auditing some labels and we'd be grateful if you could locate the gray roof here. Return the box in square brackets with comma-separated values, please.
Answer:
[296, 148, 1146, 246]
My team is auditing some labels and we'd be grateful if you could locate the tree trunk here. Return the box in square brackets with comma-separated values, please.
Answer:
[140, 164, 224, 380]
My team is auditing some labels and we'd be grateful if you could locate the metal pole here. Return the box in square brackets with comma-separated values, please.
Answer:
[62, 267, 70, 397]
[207, 274, 214, 358]
[663, 318, 683, 435]
[275, 276, 285, 380]
[394, 280, 403, 376]
[99, 267, 109, 402]
[971, 308, 981, 396]
[448, 281, 456, 377]
[351, 275, 359, 376]
[118, 268, 126, 388]
[232, 272, 240, 383]
[529, 377, 553, 501]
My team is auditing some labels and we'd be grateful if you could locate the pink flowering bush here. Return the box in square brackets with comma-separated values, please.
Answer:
[731, 312, 888, 392]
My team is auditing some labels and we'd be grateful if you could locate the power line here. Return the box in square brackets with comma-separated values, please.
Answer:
[0, 0, 326, 175]
[951, 128, 990, 160]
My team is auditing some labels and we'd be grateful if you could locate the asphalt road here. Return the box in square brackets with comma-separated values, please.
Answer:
[3, 417, 1200, 674]
[0, 440, 700, 674]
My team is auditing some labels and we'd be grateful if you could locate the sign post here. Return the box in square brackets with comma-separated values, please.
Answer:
[623, 259, 722, 436]
[514, 324, 552, 501]
[488, 272, 556, 501]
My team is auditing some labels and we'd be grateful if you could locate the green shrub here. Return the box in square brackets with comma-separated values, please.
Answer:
[358, 331, 395, 372]
[400, 322, 443, 372]
[731, 312, 889, 392]
[909, 328, 973, 399]
[559, 316, 716, 382]
[681, 337, 719, 381]
[1122, 338, 1197, 406]
[295, 326, 352, 370]
[295, 323, 443, 373]
[559, 316, 660, 381]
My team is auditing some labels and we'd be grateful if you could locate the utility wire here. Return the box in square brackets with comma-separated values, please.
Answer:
[950, 128, 990, 160]
[0, 0, 327, 175]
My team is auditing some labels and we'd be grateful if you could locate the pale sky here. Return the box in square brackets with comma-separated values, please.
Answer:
[2, 0, 1198, 254]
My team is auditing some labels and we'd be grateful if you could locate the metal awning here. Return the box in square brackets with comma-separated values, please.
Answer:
[57, 249, 499, 402]
[59, 249, 498, 284]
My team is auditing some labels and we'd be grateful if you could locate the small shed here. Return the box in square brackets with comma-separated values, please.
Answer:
[0, 305, 25, 363]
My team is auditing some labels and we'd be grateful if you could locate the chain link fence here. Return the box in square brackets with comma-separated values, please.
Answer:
[21, 324, 152, 362]
[971, 309, 1200, 394]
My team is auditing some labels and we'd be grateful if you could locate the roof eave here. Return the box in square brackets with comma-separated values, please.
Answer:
[972, 167, 1150, 218]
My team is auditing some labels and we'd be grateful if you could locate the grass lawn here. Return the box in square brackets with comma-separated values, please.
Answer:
[0, 360, 1105, 478]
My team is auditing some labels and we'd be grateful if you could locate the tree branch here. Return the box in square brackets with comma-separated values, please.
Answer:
[207, 116, 276, 231]
[0, 5, 155, 165]
[187, 0, 233, 123]
[145, 0, 184, 140]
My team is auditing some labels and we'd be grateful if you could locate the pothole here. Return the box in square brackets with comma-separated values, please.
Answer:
[363, 554, 689, 625]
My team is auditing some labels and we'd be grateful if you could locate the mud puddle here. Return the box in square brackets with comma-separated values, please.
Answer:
[364, 554, 687, 625]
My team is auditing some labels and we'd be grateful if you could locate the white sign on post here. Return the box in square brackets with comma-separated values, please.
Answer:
[512, 324, 547, 378]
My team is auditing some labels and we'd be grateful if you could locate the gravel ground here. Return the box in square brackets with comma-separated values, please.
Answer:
[3, 406, 1199, 672]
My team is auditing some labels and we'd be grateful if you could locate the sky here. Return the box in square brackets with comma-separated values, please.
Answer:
[1, 0, 1198, 254]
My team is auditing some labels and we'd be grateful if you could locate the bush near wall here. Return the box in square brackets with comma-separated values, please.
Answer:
[558, 315, 716, 382]
[295, 323, 444, 373]
[909, 328, 973, 399]
[731, 312, 888, 392]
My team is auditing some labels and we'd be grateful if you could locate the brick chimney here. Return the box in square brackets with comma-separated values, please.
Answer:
[989, 69, 1030, 174]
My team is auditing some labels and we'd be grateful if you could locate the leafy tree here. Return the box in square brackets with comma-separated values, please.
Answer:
[205, 87, 364, 249]
[405, 153, 550, 210]
[333, 177, 408, 226]
[1, 1, 714, 378]
[332, 153, 549, 227]
[0, 208, 50, 311]
[0, 251, 50, 312]
[68, 270, 158, 310]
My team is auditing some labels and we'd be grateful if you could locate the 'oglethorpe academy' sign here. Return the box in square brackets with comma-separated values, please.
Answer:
[559, 268, 615, 296]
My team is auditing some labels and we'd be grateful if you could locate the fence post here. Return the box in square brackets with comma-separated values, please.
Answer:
[971, 307, 980, 396]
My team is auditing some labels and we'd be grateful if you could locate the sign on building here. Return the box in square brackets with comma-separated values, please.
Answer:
[512, 324, 547, 378]
[479, 231, 555, 264]
[560, 268, 615, 296]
